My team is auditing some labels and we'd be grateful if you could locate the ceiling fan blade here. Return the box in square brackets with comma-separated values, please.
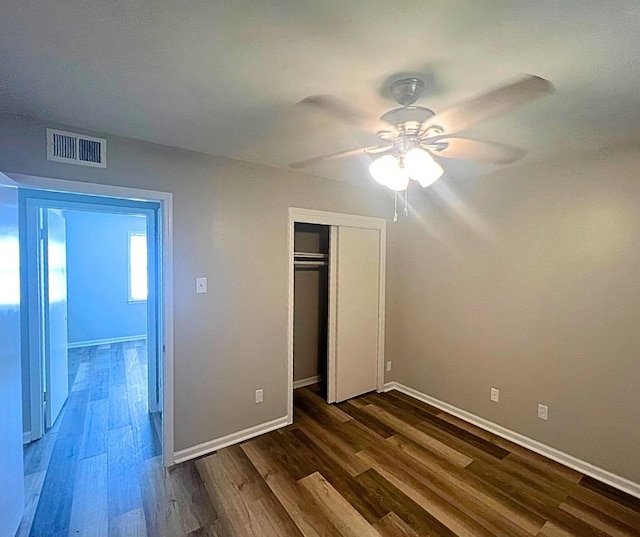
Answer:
[423, 137, 526, 164]
[299, 95, 380, 131]
[422, 75, 553, 135]
[289, 145, 386, 169]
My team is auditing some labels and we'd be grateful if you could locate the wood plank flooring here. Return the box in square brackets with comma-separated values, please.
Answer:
[18, 341, 162, 537]
[18, 356, 640, 536]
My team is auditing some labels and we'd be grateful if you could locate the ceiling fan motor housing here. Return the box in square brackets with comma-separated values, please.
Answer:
[390, 77, 425, 106]
[379, 106, 435, 132]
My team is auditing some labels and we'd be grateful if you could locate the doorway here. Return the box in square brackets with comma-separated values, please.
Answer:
[20, 191, 161, 442]
[287, 208, 387, 423]
[12, 179, 172, 536]
[8, 172, 174, 467]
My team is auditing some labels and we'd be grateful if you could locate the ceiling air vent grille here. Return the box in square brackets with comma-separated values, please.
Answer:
[46, 128, 107, 168]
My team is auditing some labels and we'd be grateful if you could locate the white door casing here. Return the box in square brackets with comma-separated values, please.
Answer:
[13, 173, 174, 466]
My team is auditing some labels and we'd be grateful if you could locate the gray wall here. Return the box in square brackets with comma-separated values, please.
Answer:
[388, 146, 640, 484]
[66, 210, 147, 345]
[2, 112, 638, 485]
[0, 113, 397, 453]
[293, 269, 326, 382]
[293, 227, 329, 382]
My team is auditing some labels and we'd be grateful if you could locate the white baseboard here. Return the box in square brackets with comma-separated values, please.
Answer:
[293, 375, 323, 390]
[173, 415, 289, 465]
[23, 431, 32, 445]
[67, 334, 147, 349]
[384, 382, 640, 500]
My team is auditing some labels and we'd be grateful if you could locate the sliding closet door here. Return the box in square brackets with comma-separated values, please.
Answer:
[335, 226, 380, 402]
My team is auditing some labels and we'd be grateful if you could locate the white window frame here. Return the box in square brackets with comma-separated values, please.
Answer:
[128, 231, 148, 303]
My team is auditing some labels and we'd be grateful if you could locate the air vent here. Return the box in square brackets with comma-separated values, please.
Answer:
[46, 128, 107, 168]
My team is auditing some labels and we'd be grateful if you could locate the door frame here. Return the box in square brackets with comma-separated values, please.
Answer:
[12, 173, 175, 467]
[287, 208, 386, 423]
[23, 196, 159, 437]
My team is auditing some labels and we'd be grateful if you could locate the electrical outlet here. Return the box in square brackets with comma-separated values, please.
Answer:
[255, 389, 264, 404]
[196, 277, 208, 294]
[386, 361, 392, 372]
[490, 387, 500, 403]
[538, 403, 548, 420]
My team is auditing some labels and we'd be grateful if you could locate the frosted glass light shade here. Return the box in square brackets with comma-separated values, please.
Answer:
[369, 154, 409, 191]
[369, 150, 440, 192]
[369, 154, 399, 186]
[405, 148, 443, 188]
[385, 170, 409, 191]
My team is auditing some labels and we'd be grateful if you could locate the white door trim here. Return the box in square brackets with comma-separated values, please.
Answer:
[10, 173, 175, 467]
[327, 225, 338, 403]
[287, 208, 386, 423]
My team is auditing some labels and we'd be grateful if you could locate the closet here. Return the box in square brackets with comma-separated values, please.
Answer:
[292, 217, 383, 405]
[293, 224, 329, 398]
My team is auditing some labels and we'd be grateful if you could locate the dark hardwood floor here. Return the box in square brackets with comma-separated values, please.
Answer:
[18, 351, 640, 536]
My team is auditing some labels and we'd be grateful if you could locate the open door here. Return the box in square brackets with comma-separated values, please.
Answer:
[146, 208, 160, 413]
[41, 208, 69, 428]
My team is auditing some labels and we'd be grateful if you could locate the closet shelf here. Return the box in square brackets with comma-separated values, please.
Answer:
[294, 252, 328, 260]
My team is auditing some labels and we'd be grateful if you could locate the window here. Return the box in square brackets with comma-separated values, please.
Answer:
[128, 232, 147, 302]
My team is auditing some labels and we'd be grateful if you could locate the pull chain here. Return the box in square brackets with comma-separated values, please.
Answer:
[393, 191, 398, 222]
[404, 187, 409, 217]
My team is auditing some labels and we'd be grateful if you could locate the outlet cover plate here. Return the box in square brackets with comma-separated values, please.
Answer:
[196, 277, 208, 294]
[538, 403, 548, 420]
[490, 387, 500, 403]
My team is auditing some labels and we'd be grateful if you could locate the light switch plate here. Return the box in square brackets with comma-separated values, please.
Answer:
[196, 277, 207, 294]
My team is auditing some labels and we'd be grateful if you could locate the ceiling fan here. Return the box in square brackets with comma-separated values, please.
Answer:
[290, 74, 553, 217]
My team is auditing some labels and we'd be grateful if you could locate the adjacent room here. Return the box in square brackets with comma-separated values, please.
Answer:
[1, 1, 639, 536]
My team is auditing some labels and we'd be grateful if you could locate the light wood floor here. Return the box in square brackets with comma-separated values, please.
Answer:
[18, 349, 640, 537]
[18, 341, 162, 537]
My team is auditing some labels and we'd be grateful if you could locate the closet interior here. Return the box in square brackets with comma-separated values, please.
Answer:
[293, 223, 330, 400]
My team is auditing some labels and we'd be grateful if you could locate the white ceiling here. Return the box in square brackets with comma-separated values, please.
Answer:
[2, 1, 640, 184]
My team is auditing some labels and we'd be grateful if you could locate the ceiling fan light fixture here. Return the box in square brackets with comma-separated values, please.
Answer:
[404, 147, 444, 188]
[369, 150, 440, 192]
[294, 74, 552, 221]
